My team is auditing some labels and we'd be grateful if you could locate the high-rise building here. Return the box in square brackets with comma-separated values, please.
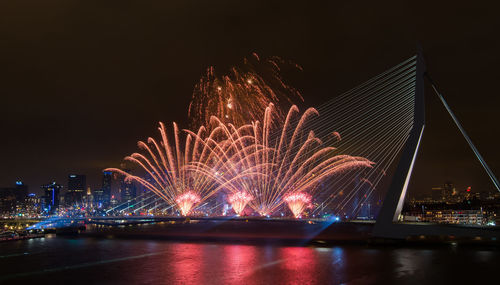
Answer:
[41, 182, 62, 214]
[0, 187, 16, 215]
[0, 181, 30, 215]
[120, 170, 137, 203]
[83, 186, 94, 208]
[93, 187, 104, 208]
[100, 171, 113, 207]
[66, 174, 86, 207]
[14, 181, 28, 206]
[25, 193, 41, 216]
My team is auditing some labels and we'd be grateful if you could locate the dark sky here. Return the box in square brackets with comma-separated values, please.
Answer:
[1, 1, 499, 197]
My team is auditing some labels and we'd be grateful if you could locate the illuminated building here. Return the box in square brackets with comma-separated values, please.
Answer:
[25, 193, 41, 216]
[422, 209, 486, 225]
[0, 181, 29, 215]
[93, 187, 104, 208]
[120, 169, 136, 203]
[0, 188, 16, 215]
[84, 186, 94, 208]
[41, 182, 62, 214]
[65, 174, 86, 207]
[14, 181, 28, 206]
[99, 171, 113, 207]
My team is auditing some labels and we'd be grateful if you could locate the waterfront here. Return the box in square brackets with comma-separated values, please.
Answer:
[1, 234, 499, 285]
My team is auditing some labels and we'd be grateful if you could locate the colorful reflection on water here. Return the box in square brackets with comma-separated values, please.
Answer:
[1, 238, 499, 285]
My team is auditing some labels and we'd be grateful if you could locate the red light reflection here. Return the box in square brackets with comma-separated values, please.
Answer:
[171, 243, 204, 284]
[222, 244, 258, 283]
[279, 246, 318, 284]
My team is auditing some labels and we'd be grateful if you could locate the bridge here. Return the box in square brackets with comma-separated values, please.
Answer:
[371, 47, 499, 239]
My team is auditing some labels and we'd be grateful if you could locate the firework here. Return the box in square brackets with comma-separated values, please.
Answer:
[107, 104, 373, 219]
[332, 131, 342, 141]
[284, 192, 312, 218]
[106, 108, 373, 218]
[105, 119, 269, 216]
[242, 104, 374, 216]
[176, 191, 201, 216]
[188, 53, 303, 128]
[228, 191, 253, 216]
[105, 122, 225, 216]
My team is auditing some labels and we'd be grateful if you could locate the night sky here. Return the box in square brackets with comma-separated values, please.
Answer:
[1, 1, 499, 197]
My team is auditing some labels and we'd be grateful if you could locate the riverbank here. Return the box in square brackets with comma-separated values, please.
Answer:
[0, 232, 45, 242]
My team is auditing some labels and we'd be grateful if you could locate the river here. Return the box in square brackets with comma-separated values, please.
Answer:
[0, 234, 499, 284]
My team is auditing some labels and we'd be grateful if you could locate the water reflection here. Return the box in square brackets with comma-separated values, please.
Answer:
[280, 247, 318, 284]
[222, 245, 258, 283]
[167, 244, 330, 284]
[393, 249, 420, 278]
[393, 249, 434, 279]
[171, 243, 204, 284]
[331, 247, 345, 267]
[1, 238, 499, 285]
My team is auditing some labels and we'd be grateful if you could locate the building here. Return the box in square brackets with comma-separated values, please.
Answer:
[93, 187, 104, 208]
[0, 181, 29, 215]
[120, 179, 137, 204]
[65, 174, 86, 207]
[421, 209, 486, 225]
[41, 182, 63, 214]
[98, 171, 113, 208]
[0, 188, 16, 215]
[431, 182, 455, 202]
[83, 186, 94, 208]
[120, 170, 137, 204]
[14, 181, 28, 207]
[24, 193, 41, 216]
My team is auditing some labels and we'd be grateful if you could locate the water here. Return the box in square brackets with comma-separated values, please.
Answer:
[0, 235, 499, 284]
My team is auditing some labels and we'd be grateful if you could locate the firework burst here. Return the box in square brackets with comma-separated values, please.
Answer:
[106, 106, 373, 218]
[284, 192, 312, 218]
[105, 122, 226, 216]
[176, 191, 201, 216]
[188, 53, 303, 128]
[107, 50, 374, 219]
[228, 191, 253, 216]
[106, 120, 269, 216]
[242, 104, 374, 216]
